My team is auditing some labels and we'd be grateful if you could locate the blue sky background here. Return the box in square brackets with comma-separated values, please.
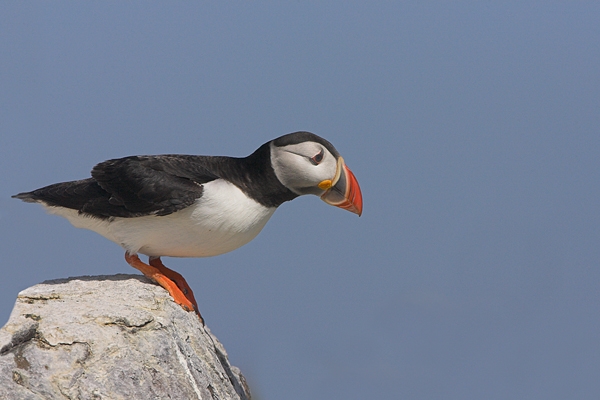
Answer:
[1, 2, 599, 399]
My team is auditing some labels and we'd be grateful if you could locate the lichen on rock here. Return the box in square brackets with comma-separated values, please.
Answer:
[0, 274, 251, 400]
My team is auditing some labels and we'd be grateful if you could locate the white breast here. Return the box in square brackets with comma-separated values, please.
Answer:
[44, 179, 277, 258]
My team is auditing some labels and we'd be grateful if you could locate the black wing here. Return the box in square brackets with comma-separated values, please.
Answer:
[13, 155, 221, 219]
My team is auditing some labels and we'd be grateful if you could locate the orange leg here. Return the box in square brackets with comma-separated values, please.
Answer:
[125, 253, 204, 323]
[149, 256, 200, 315]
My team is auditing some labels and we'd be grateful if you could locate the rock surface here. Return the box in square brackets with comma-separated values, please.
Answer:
[0, 274, 251, 400]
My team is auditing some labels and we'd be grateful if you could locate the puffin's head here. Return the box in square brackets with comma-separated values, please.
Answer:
[270, 131, 363, 216]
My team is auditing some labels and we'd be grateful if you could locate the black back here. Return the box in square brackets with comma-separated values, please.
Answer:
[13, 139, 299, 219]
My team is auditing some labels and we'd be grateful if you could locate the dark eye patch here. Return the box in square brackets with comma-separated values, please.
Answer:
[310, 150, 324, 165]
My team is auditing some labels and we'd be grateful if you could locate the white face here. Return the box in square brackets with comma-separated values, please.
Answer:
[270, 141, 338, 196]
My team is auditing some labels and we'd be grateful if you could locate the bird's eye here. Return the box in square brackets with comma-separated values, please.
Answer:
[310, 150, 324, 165]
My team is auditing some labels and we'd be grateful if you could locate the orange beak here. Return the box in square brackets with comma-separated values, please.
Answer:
[320, 157, 363, 216]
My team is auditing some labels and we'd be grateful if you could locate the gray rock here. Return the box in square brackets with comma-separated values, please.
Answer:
[0, 274, 251, 400]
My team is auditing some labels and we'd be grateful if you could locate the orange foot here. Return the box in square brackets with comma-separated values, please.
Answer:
[125, 252, 204, 324]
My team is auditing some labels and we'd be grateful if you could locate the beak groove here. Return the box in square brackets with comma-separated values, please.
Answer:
[320, 157, 363, 216]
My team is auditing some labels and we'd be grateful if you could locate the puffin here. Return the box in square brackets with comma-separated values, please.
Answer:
[13, 131, 363, 322]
